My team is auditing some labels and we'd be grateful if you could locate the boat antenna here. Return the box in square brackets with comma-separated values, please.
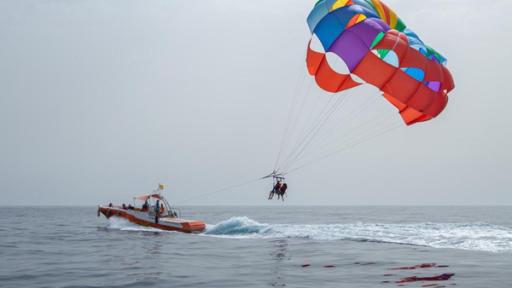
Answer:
[150, 183, 165, 196]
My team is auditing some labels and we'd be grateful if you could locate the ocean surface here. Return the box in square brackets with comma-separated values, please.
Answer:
[1, 206, 511, 288]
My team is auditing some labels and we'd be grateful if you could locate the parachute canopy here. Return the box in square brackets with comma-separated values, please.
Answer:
[306, 0, 455, 125]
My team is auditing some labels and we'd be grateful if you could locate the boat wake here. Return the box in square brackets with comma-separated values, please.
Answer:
[105, 216, 512, 253]
[203, 217, 512, 253]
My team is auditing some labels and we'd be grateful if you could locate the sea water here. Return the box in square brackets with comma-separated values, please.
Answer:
[0, 206, 511, 287]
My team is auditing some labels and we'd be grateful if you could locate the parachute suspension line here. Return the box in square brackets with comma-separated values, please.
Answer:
[321, 119, 401, 166]
[279, 93, 337, 166]
[286, 79, 332, 148]
[284, 78, 314, 152]
[299, 109, 402, 167]
[285, 121, 402, 175]
[273, 45, 313, 173]
[306, 97, 390, 156]
[321, 113, 396, 150]
[285, 93, 381, 168]
[277, 94, 337, 172]
[279, 92, 349, 172]
[274, 66, 310, 171]
[177, 177, 262, 205]
[311, 115, 399, 162]
[274, 76, 314, 172]
[309, 94, 380, 149]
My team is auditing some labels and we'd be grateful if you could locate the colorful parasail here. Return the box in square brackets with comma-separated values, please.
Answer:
[306, 0, 455, 125]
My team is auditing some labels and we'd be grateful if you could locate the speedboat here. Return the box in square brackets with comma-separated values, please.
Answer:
[97, 185, 205, 233]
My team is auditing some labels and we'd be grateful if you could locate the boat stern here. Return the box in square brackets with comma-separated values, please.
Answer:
[181, 220, 206, 233]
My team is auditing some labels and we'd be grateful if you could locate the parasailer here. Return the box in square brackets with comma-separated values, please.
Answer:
[269, 181, 282, 200]
[277, 183, 288, 201]
[264, 171, 289, 201]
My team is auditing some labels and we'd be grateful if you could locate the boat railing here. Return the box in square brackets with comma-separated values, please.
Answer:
[146, 206, 179, 218]
[167, 207, 181, 218]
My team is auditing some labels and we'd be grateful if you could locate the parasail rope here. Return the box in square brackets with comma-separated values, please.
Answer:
[177, 177, 262, 205]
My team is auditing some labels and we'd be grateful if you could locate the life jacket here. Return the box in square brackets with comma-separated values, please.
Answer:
[280, 184, 288, 193]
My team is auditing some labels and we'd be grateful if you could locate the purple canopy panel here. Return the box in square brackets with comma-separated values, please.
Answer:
[328, 19, 389, 72]
[351, 18, 389, 47]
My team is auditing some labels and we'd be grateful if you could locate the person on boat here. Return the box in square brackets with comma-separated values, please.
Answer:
[277, 183, 288, 201]
[122, 203, 127, 210]
[268, 181, 282, 200]
[154, 200, 160, 224]
[142, 200, 149, 211]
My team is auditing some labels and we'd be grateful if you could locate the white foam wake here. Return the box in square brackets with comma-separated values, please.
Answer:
[105, 216, 512, 253]
[204, 217, 512, 253]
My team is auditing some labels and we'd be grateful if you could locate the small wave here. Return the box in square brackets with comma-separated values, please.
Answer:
[203, 217, 512, 253]
[204, 216, 270, 237]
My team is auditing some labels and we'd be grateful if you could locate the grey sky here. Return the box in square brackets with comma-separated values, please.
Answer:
[1, 0, 511, 206]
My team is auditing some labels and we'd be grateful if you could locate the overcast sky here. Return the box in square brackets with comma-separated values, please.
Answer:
[1, 0, 511, 206]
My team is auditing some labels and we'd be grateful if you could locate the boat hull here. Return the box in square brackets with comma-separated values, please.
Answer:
[98, 206, 205, 233]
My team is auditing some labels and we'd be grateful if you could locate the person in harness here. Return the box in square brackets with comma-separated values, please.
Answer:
[268, 181, 282, 200]
[277, 183, 288, 201]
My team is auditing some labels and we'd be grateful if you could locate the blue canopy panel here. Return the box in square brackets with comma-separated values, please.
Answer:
[307, 0, 337, 32]
[307, 0, 378, 33]
[312, 5, 378, 51]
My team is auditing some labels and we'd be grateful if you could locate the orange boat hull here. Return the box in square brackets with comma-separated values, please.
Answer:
[98, 207, 206, 233]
